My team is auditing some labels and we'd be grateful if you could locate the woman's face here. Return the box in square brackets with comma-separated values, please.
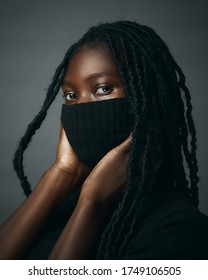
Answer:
[61, 45, 126, 105]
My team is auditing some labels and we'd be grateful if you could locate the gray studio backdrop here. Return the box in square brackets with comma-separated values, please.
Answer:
[0, 0, 208, 223]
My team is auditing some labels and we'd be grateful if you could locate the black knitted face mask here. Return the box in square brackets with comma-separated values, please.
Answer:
[61, 98, 132, 168]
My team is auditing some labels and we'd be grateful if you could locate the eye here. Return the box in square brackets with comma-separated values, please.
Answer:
[95, 85, 113, 95]
[64, 92, 77, 101]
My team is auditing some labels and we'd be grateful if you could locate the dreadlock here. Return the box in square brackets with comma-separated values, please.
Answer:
[13, 20, 199, 259]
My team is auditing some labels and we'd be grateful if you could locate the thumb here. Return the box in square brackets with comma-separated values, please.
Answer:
[114, 133, 133, 153]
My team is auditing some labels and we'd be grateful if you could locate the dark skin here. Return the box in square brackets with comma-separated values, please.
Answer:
[62, 44, 126, 105]
[0, 45, 132, 259]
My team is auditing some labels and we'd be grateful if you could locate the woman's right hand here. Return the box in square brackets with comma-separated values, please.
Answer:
[53, 125, 90, 186]
[0, 125, 91, 260]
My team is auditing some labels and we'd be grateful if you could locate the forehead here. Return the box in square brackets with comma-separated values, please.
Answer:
[66, 45, 118, 77]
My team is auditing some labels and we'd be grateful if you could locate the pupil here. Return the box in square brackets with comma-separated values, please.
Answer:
[70, 93, 76, 99]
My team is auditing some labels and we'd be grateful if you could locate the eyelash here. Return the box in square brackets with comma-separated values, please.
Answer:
[63, 92, 76, 101]
[95, 85, 113, 95]
[62, 85, 113, 101]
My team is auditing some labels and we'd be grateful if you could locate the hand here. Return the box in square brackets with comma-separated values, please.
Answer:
[53, 125, 90, 185]
[80, 135, 132, 212]
[48, 135, 132, 260]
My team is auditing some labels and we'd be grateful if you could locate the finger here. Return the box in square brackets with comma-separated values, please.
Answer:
[116, 133, 133, 153]
[128, 133, 133, 144]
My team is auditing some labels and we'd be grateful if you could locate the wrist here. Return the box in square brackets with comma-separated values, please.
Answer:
[38, 166, 79, 203]
[79, 183, 121, 219]
[53, 160, 90, 186]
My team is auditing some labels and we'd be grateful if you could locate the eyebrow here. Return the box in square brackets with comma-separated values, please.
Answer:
[62, 71, 115, 86]
[87, 72, 114, 79]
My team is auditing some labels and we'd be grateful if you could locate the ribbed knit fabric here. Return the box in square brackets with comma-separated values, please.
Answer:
[61, 98, 132, 168]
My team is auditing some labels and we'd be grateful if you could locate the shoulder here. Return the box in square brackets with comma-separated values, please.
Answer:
[122, 190, 208, 260]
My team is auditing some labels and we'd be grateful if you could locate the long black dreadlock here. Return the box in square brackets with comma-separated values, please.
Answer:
[13, 21, 199, 259]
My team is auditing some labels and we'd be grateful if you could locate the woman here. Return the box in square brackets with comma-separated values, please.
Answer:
[0, 20, 208, 260]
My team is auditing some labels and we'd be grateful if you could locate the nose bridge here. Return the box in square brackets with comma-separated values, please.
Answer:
[76, 89, 94, 104]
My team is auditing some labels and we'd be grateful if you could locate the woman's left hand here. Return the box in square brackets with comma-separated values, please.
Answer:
[79, 135, 132, 213]
[49, 135, 132, 259]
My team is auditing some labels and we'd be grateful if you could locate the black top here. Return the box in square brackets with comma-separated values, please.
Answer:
[25, 186, 208, 260]
[123, 189, 208, 259]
